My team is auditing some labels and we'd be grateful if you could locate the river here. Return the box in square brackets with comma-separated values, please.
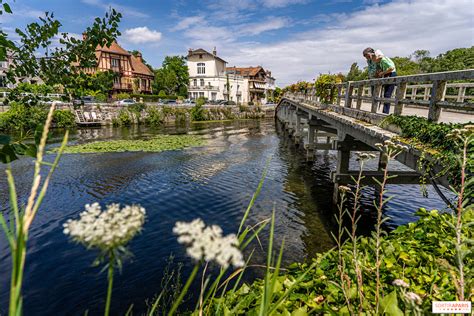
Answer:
[0, 119, 452, 315]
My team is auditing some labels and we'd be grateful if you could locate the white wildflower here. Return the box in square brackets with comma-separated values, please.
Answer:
[405, 292, 422, 304]
[173, 218, 244, 269]
[392, 279, 409, 288]
[355, 152, 376, 161]
[375, 140, 408, 155]
[63, 203, 146, 250]
[338, 185, 351, 193]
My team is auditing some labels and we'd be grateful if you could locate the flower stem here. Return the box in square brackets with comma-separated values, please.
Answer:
[105, 254, 115, 316]
[168, 263, 199, 316]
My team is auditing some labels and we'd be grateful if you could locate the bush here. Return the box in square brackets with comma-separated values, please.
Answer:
[116, 93, 130, 100]
[239, 105, 249, 112]
[53, 110, 76, 128]
[113, 109, 132, 126]
[196, 97, 206, 107]
[145, 107, 163, 127]
[190, 103, 206, 121]
[0, 102, 48, 132]
[314, 74, 339, 103]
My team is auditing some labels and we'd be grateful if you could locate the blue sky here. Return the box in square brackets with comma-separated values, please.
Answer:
[1, 0, 473, 85]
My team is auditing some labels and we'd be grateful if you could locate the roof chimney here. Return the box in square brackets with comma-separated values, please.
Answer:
[212, 47, 217, 56]
[135, 51, 142, 61]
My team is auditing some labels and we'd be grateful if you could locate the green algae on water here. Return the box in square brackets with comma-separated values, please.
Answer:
[61, 134, 205, 154]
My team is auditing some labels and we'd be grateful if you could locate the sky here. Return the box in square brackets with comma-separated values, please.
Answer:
[1, 0, 473, 86]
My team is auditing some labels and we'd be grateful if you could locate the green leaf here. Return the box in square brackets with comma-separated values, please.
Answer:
[3, 3, 12, 14]
[0, 135, 11, 145]
[380, 291, 404, 316]
[291, 307, 308, 316]
[0, 144, 18, 163]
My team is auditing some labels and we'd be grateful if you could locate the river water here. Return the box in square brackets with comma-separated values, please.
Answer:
[0, 119, 452, 315]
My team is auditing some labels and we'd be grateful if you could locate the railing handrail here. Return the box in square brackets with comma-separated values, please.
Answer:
[335, 69, 474, 87]
[283, 69, 474, 122]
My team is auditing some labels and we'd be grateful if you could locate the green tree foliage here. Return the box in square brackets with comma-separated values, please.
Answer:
[6, 8, 122, 104]
[152, 56, 189, 97]
[345, 46, 474, 79]
[314, 74, 339, 103]
[69, 71, 115, 98]
[0, 1, 15, 61]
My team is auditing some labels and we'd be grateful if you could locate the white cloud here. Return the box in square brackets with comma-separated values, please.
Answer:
[81, 0, 149, 18]
[172, 16, 206, 31]
[261, 0, 309, 8]
[215, 0, 474, 86]
[238, 17, 290, 35]
[122, 27, 162, 44]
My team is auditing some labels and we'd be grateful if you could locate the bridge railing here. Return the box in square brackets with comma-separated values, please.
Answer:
[284, 69, 474, 122]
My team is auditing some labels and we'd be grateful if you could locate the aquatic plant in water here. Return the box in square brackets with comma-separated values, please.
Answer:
[60, 134, 205, 154]
[64, 203, 146, 316]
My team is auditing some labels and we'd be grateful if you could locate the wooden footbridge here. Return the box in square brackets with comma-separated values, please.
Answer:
[275, 69, 474, 203]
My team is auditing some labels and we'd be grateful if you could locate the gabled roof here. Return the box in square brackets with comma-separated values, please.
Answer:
[96, 41, 131, 56]
[131, 55, 154, 77]
[187, 48, 227, 63]
[226, 66, 265, 77]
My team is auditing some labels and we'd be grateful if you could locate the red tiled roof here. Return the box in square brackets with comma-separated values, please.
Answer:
[226, 66, 264, 77]
[130, 55, 154, 77]
[96, 41, 131, 56]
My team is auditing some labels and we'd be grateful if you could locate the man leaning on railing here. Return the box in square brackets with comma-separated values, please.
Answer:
[372, 50, 397, 114]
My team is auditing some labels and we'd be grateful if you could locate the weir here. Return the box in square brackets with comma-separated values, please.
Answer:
[275, 69, 474, 203]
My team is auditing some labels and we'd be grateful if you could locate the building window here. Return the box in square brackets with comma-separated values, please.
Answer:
[199, 54, 203, 59]
[193, 79, 197, 86]
[200, 79, 205, 86]
[211, 92, 217, 101]
[199, 92, 204, 97]
[197, 63, 205, 74]
[111, 58, 120, 68]
[113, 76, 120, 86]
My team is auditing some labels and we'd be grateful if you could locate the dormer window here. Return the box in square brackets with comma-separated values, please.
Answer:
[197, 63, 205, 74]
[199, 54, 203, 59]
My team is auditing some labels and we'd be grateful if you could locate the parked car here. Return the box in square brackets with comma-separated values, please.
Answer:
[218, 100, 236, 105]
[115, 99, 136, 105]
[73, 96, 97, 106]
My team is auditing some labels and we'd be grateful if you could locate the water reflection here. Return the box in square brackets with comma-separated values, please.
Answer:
[0, 119, 451, 315]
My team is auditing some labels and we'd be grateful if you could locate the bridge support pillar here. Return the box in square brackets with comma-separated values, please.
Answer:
[332, 136, 351, 204]
[304, 122, 318, 160]
[294, 113, 304, 146]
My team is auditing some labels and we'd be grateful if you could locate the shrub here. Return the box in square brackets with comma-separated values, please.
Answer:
[53, 110, 76, 128]
[239, 105, 249, 112]
[114, 109, 132, 126]
[145, 106, 163, 126]
[116, 93, 130, 100]
[0, 102, 48, 132]
[314, 74, 338, 103]
[190, 103, 206, 121]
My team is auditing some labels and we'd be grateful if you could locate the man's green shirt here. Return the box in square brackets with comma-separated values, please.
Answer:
[379, 56, 396, 73]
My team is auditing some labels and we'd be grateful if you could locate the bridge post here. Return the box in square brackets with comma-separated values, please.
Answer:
[344, 81, 354, 108]
[394, 82, 407, 115]
[294, 113, 304, 145]
[371, 84, 382, 113]
[356, 84, 363, 110]
[332, 135, 351, 204]
[305, 121, 317, 160]
[428, 80, 447, 122]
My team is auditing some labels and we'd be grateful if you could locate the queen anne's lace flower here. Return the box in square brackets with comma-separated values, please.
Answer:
[355, 152, 376, 161]
[375, 140, 408, 153]
[392, 279, 409, 288]
[405, 292, 422, 304]
[173, 218, 244, 269]
[63, 203, 146, 250]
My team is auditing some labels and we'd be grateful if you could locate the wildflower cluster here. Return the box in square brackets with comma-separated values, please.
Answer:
[173, 218, 244, 269]
[447, 125, 474, 140]
[355, 152, 376, 161]
[375, 140, 408, 156]
[338, 185, 351, 193]
[63, 203, 146, 251]
[392, 279, 409, 288]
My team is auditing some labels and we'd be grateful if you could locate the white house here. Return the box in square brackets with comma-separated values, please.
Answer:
[187, 48, 249, 104]
[265, 70, 276, 103]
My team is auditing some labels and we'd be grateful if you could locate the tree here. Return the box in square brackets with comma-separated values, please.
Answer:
[152, 56, 189, 97]
[390, 57, 421, 76]
[6, 8, 122, 103]
[0, 1, 15, 61]
[346, 63, 366, 81]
